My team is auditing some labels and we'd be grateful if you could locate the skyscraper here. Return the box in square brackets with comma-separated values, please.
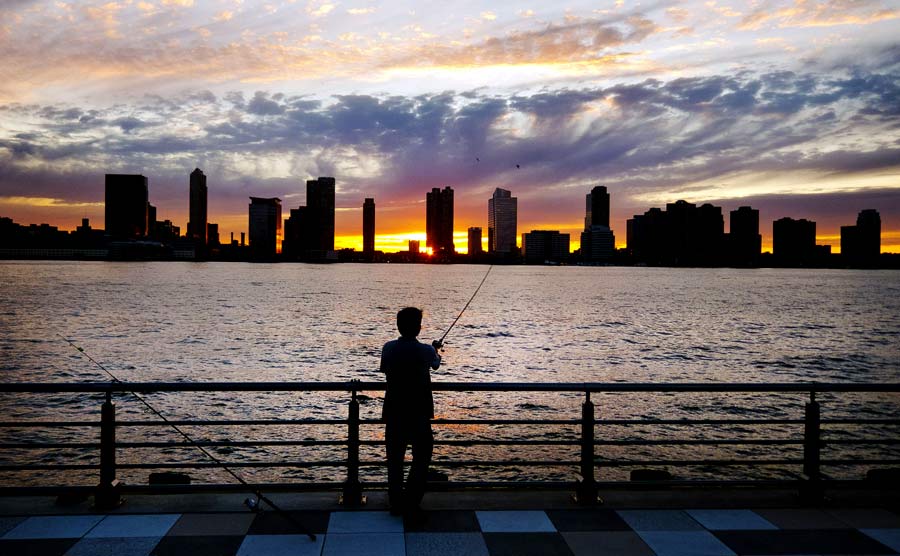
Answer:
[488, 188, 517, 254]
[282, 206, 307, 260]
[582, 185, 614, 262]
[522, 230, 570, 263]
[105, 174, 148, 238]
[585, 186, 610, 228]
[841, 209, 881, 263]
[773, 217, 816, 263]
[426, 186, 454, 254]
[248, 197, 282, 259]
[730, 206, 761, 265]
[188, 168, 208, 245]
[363, 198, 375, 255]
[306, 177, 336, 255]
[468, 227, 483, 257]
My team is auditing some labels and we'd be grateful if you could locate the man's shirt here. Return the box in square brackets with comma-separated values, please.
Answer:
[380, 336, 441, 422]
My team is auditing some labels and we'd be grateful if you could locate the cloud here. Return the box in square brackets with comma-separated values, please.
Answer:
[393, 14, 659, 68]
[1, 62, 898, 239]
[739, 0, 899, 30]
[346, 7, 375, 15]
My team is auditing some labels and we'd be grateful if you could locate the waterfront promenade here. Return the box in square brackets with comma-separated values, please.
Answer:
[1, 488, 899, 555]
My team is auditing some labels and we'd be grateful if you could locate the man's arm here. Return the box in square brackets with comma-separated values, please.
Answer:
[429, 341, 442, 370]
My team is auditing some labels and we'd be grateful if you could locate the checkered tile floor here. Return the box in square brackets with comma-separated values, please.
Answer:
[1, 508, 899, 555]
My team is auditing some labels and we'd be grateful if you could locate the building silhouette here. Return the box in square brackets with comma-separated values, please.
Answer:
[105, 174, 148, 239]
[408, 239, 420, 254]
[363, 198, 375, 256]
[581, 186, 615, 262]
[207, 223, 219, 247]
[729, 206, 761, 266]
[282, 207, 306, 260]
[585, 186, 610, 228]
[248, 197, 282, 259]
[306, 177, 336, 256]
[695, 203, 725, 265]
[841, 209, 881, 265]
[488, 188, 517, 255]
[626, 200, 725, 265]
[468, 227, 483, 257]
[522, 230, 569, 263]
[187, 168, 207, 245]
[773, 217, 816, 264]
[426, 186, 454, 254]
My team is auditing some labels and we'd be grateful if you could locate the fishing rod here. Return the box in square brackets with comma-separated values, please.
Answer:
[58, 334, 316, 542]
[437, 264, 493, 346]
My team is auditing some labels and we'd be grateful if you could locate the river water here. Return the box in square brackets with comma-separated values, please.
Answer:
[1, 261, 898, 485]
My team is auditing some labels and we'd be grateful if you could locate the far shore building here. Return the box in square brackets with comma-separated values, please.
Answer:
[773, 217, 816, 264]
[187, 168, 208, 245]
[522, 230, 570, 263]
[488, 188, 517, 255]
[105, 174, 149, 239]
[249, 197, 282, 259]
[581, 186, 614, 262]
[426, 186, 454, 254]
[363, 198, 375, 256]
[729, 206, 761, 266]
[468, 227, 483, 257]
[841, 209, 881, 265]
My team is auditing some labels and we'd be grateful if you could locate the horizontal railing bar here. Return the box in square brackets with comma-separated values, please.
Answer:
[5, 478, 894, 497]
[3, 381, 899, 393]
[595, 419, 806, 425]
[3, 458, 897, 473]
[1, 418, 895, 430]
[4, 438, 896, 451]
[0, 422, 99, 428]
[2, 418, 895, 430]
[117, 419, 349, 426]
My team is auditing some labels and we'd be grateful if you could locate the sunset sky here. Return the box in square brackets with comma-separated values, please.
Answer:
[0, 0, 898, 253]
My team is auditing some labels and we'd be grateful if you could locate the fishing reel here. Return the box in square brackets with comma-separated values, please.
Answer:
[244, 495, 262, 512]
[432, 339, 444, 352]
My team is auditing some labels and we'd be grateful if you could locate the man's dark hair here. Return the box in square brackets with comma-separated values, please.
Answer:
[397, 307, 423, 338]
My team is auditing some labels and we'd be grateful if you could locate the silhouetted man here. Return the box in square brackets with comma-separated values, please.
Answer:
[381, 307, 441, 515]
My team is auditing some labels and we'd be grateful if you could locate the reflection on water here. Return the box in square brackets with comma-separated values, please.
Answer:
[1, 261, 898, 484]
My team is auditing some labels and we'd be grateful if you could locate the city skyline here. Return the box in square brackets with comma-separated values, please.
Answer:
[0, 1, 898, 253]
[2, 167, 895, 257]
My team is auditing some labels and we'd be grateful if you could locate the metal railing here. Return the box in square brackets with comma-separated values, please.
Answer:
[1, 381, 898, 507]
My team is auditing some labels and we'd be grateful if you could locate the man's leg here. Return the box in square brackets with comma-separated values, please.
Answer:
[385, 422, 407, 512]
[406, 422, 434, 509]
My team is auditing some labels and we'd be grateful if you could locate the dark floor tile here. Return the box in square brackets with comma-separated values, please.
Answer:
[483, 533, 574, 556]
[0, 516, 27, 536]
[0, 538, 78, 556]
[166, 514, 254, 536]
[714, 529, 897, 555]
[404, 510, 481, 532]
[246, 510, 330, 534]
[149, 535, 244, 556]
[546, 510, 631, 532]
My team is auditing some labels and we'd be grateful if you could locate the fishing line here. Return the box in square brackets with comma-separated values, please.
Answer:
[58, 334, 316, 542]
[438, 265, 493, 345]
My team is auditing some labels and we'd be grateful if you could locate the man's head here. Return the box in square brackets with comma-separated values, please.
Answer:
[397, 307, 423, 338]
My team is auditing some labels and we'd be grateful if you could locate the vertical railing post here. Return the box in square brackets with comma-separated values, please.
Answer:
[575, 390, 600, 505]
[341, 380, 365, 506]
[801, 391, 823, 504]
[95, 390, 122, 509]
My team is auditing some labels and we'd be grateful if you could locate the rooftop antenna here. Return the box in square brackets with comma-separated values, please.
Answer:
[59, 334, 316, 542]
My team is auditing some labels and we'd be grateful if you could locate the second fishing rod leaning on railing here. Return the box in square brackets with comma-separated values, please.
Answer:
[1, 381, 899, 508]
